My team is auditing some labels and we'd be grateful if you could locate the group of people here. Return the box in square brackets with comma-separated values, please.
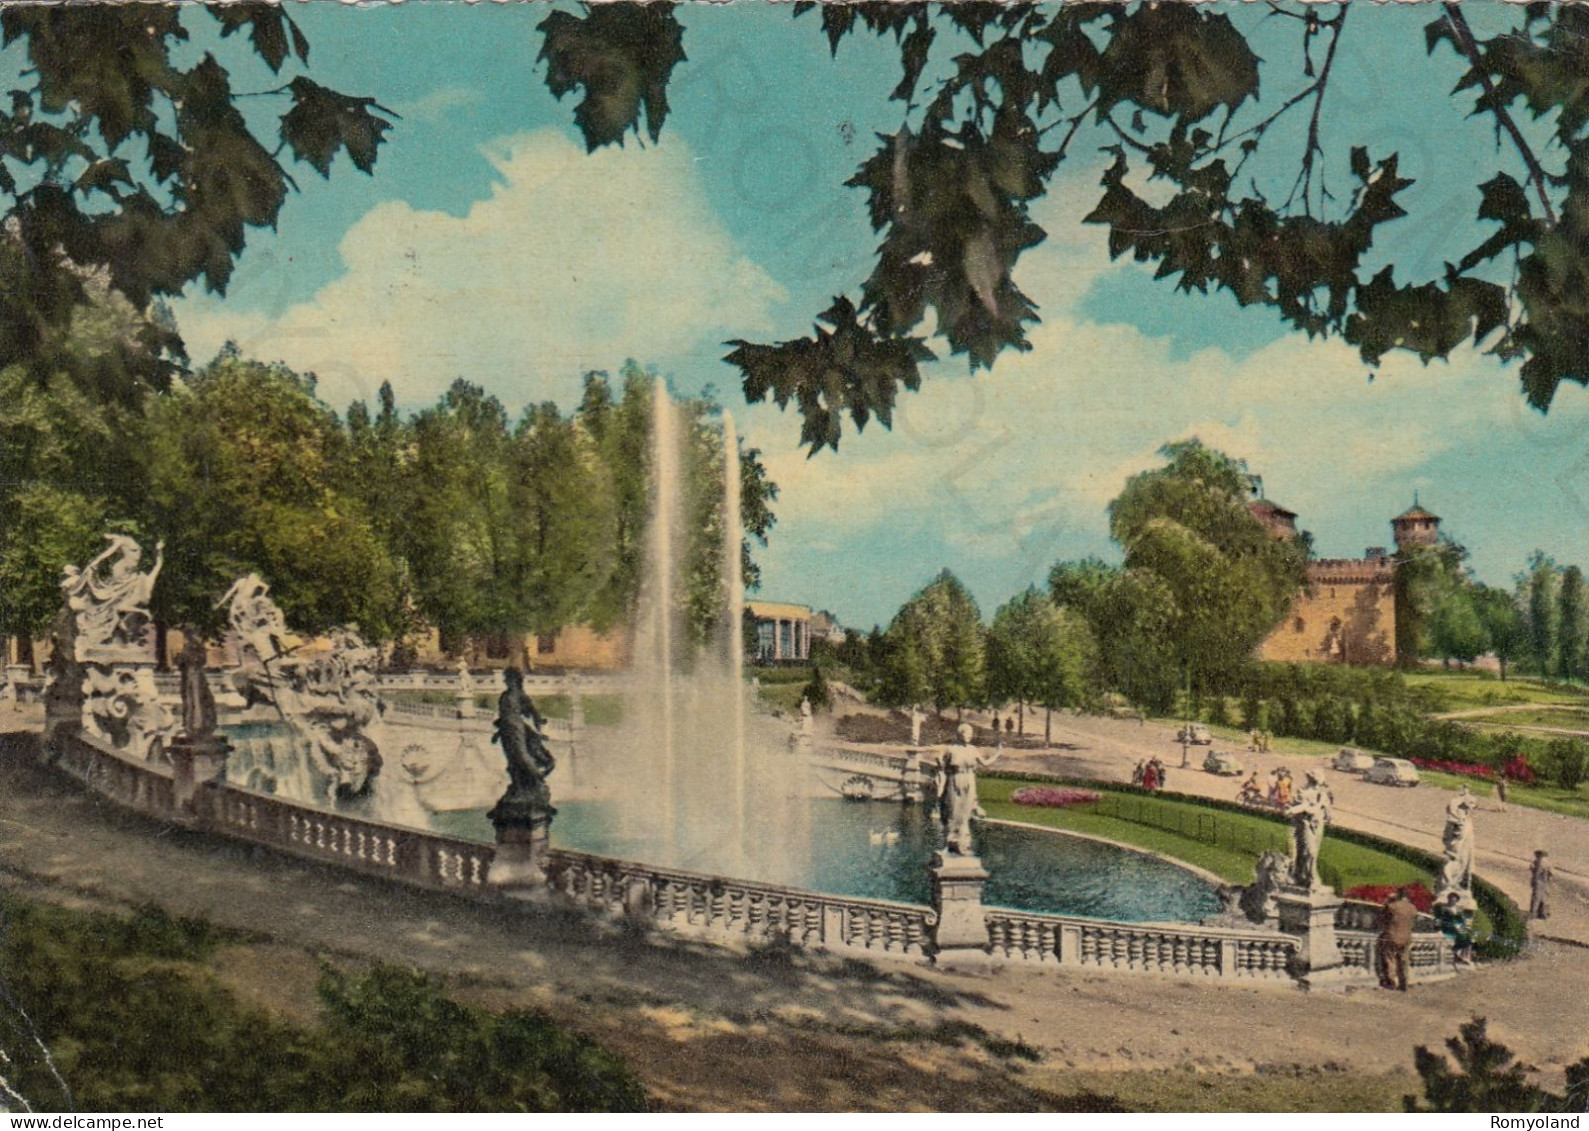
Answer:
[1247, 730, 1274, 753]
[1131, 757, 1169, 791]
[1236, 766, 1297, 809]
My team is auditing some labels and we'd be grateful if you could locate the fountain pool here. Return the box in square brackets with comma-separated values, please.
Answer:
[221, 720, 1219, 923]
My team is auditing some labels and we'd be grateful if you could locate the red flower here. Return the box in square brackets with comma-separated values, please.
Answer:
[1010, 786, 1101, 809]
[1345, 883, 1435, 912]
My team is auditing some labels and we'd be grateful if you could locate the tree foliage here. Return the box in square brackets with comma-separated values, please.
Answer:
[0, 3, 393, 393]
[536, 3, 1589, 451]
[1107, 440, 1307, 695]
[877, 569, 985, 712]
[986, 587, 1096, 714]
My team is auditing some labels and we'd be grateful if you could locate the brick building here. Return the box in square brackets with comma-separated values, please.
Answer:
[1253, 499, 1441, 667]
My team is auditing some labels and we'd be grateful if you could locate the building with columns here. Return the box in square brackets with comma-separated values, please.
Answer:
[746, 600, 813, 663]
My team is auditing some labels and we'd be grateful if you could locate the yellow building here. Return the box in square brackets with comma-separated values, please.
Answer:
[1252, 499, 1439, 667]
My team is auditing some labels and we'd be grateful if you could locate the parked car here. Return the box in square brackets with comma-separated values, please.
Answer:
[1177, 723, 1212, 746]
[1333, 747, 1376, 774]
[1364, 757, 1421, 787]
[1203, 749, 1243, 776]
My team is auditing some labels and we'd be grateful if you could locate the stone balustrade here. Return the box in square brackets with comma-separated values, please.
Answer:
[546, 848, 935, 956]
[985, 908, 1298, 981]
[44, 727, 1456, 987]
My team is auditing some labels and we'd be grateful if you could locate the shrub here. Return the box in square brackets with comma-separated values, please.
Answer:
[1542, 738, 1587, 791]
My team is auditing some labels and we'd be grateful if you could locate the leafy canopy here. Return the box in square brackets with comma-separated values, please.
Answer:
[538, 3, 1589, 452]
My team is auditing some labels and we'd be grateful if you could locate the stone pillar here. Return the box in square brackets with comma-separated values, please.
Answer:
[168, 733, 232, 821]
[929, 851, 992, 973]
[1275, 885, 1350, 990]
[902, 748, 925, 802]
[454, 682, 475, 720]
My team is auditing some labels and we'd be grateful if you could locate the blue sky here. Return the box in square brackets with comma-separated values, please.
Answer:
[169, 2, 1589, 630]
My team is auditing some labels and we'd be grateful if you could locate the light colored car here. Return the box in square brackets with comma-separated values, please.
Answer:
[1203, 749, 1242, 776]
[1364, 757, 1421, 787]
[1177, 723, 1212, 746]
[1333, 747, 1376, 774]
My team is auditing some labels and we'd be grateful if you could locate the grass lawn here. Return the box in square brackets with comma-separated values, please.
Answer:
[1459, 706, 1589, 730]
[978, 777, 1436, 895]
[1415, 766, 1589, 820]
[1404, 670, 1589, 712]
[1160, 717, 1341, 761]
[757, 681, 810, 714]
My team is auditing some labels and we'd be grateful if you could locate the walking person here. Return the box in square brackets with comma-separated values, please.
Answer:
[1377, 887, 1417, 991]
[1530, 850, 1553, 920]
[1495, 774, 1508, 812]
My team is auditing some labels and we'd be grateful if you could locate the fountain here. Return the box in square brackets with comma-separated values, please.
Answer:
[220, 573, 383, 799]
[574, 381, 811, 882]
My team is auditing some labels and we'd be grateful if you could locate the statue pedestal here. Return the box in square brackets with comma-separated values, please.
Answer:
[454, 690, 475, 720]
[487, 791, 554, 895]
[929, 851, 992, 974]
[1276, 885, 1349, 990]
[488, 824, 551, 894]
[169, 734, 232, 819]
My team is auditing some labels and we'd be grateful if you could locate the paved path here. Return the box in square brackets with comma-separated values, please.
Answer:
[2, 713, 1587, 1107]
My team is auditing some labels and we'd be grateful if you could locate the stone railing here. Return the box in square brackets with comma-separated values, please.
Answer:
[52, 727, 178, 819]
[44, 727, 1456, 986]
[546, 848, 935, 957]
[984, 909, 1298, 981]
[1336, 929, 1453, 981]
[381, 698, 575, 743]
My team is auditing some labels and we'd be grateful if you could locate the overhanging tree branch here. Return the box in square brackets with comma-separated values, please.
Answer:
[1440, 3, 1558, 230]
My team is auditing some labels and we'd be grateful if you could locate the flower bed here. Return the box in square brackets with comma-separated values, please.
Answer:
[1010, 786, 1101, 809]
[1410, 757, 1496, 781]
[1344, 882, 1435, 912]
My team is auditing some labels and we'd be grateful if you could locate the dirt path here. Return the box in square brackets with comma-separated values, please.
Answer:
[3, 723, 1587, 1109]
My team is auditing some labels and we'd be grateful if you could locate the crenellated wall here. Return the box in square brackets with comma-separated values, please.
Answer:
[1257, 559, 1396, 666]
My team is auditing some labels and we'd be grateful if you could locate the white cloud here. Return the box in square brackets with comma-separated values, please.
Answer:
[743, 181, 1589, 612]
[175, 129, 786, 411]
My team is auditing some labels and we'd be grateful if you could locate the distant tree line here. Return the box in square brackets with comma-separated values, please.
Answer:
[0, 336, 776, 665]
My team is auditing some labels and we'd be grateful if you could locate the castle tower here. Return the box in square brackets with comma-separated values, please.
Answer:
[1391, 495, 1441, 552]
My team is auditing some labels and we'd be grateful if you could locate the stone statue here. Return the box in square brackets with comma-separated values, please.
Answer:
[60, 535, 173, 758]
[457, 658, 475, 697]
[909, 704, 924, 747]
[61, 534, 163, 657]
[935, 724, 1000, 856]
[1284, 771, 1332, 890]
[217, 573, 291, 666]
[487, 667, 556, 828]
[1437, 786, 1478, 897]
[177, 631, 217, 741]
[82, 665, 173, 760]
[219, 575, 383, 798]
[1240, 849, 1288, 922]
[486, 668, 557, 888]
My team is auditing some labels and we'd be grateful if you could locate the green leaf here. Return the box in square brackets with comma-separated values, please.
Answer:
[279, 76, 395, 177]
[1093, 5, 1260, 122]
[537, 4, 686, 151]
[727, 296, 935, 454]
[210, 3, 291, 74]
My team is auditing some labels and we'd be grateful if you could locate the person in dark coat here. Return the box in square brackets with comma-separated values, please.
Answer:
[1377, 887, 1418, 991]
